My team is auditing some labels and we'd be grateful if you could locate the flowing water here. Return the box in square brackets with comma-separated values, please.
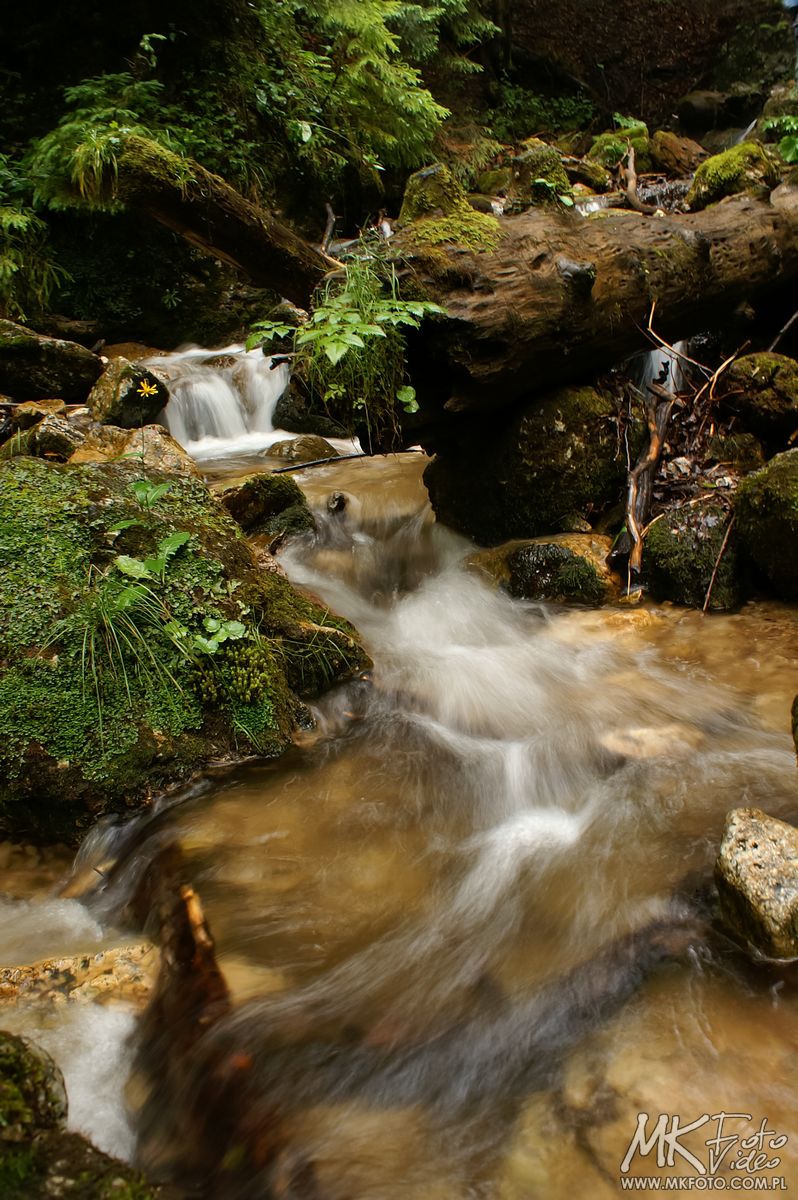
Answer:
[3, 387, 798, 1195]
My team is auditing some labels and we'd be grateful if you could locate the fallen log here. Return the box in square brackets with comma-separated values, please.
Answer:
[111, 136, 337, 307]
[399, 185, 798, 429]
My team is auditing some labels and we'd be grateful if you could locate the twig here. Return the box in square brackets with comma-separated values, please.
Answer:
[702, 514, 735, 614]
[271, 448, 423, 474]
[768, 305, 798, 352]
[320, 202, 337, 255]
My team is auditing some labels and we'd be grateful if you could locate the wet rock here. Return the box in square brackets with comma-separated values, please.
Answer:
[424, 385, 629, 545]
[735, 449, 798, 599]
[561, 156, 612, 193]
[720, 352, 798, 446]
[475, 167, 512, 195]
[0, 458, 365, 842]
[704, 430, 765, 470]
[8, 399, 67, 433]
[588, 120, 651, 172]
[0, 1031, 66, 1141]
[0, 320, 102, 403]
[0, 416, 86, 463]
[685, 141, 779, 211]
[715, 807, 798, 957]
[0, 944, 157, 1009]
[510, 138, 572, 208]
[267, 435, 338, 463]
[70, 424, 201, 478]
[86, 357, 169, 428]
[216, 471, 316, 537]
[650, 129, 707, 176]
[470, 534, 619, 605]
[677, 88, 766, 132]
[272, 374, 348, 439]
[644, 501, 744, 610]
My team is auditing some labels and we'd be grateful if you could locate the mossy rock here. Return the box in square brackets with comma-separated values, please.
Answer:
[704, 431, 765, 471]
[470, 534, 619, 605]
[424, 385, 631, 545]
[0, 459, 367, 842]
[735, 449, 798, 599]
[562, 156, 613, 193]
[685, 141, 779, 211]
[86, 357, 169, 428]
[216, 472, 316, 537]
[588, 121, 651, 172]
[720, 352, 798, 446]
[650, 130, 706, 177]
[510, 138, 572, 207]
[475, 167, 512, 195]
[0, 1032, 66, 1143]
[0, 320, 102, 403]
[398, 162, 468, 224]
[644, 502, 744, 610]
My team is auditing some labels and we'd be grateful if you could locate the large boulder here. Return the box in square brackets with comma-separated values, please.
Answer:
[720, 352, 798, 446]
[644, 501, 744, 610]
[216, 471, 316, 538]
[735, 449, 798, 599]
[685, 141, 779, 211]
[423, 386, 629, 545]
[0, 320, 102, 402]
[715, 808, 798, 958]
[86, 356, 169, 427]
[0, 458, 367, 842]
[649, 129, 707, 176]
[469, 534, 619, 605]
[70, 423, 202, 478]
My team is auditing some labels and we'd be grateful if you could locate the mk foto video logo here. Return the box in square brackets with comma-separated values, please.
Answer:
[619, 1111, 790, 1191]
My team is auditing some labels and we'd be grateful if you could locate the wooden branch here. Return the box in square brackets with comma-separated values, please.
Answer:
[622, 143, 657, 215]
[702, 513, 735, 613]
[625, 388, 675, 592]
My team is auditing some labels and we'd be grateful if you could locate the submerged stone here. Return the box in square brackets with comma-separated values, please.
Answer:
[715, 807, 798, 958]
[267, 435, 338, 463]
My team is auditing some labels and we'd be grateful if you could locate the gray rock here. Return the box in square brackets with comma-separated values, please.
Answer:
[267, 435, 338, 462]
[715, 807, 798, 958]
[86, 356, 169, 427]
[0, 319, 102, 402]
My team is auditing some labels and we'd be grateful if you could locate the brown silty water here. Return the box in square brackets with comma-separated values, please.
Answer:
[3, 446, 798, 1196]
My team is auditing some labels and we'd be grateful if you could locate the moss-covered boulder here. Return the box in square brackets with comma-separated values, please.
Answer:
[216, 472, 316, 538]
[0, 1031, 174, 1199]
[399, 162, 467, 223]
[423, 385, 629, 545]
[561, 156, 613, 193]
[650, 130, 706, 176]
[397, 162, 502, 252]
[0, 458, 367, 842]
[720, 352, 798, 446]
[470, 534, 619, 605]
[704, 431, 765, 470]
[509, 138, 572, 208]
[588, 120, 651, 172]
[644, 502, 743, 610]
[86, 357, 169, 428]
[685, 141, 779, 210]
[735, 449, 798, 599]
[0, 320, 102, 403]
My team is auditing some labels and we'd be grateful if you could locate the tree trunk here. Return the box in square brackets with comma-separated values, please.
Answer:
[400, 186, 798, 431]
[114, 136, 337, 307]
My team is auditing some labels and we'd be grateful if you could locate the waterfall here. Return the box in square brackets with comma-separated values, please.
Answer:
[147, 344, 291, 459]
[634, 339, 688, 397]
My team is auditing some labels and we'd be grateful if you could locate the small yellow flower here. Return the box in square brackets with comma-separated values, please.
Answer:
[137, 380, 158, 398]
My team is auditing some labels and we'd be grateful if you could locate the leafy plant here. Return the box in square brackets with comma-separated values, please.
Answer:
[763, 114, 798, 164]
[0, 154, 68, 321]
[248, 248, 444, 445]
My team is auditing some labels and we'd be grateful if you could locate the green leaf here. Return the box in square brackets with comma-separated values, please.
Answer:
[223, 620, 246, 639]
[324, 340, 351, 365]
[397, 385, 419, 414]
[107, 517, 144, 532]
[114, 555, 152, 580]
[204, 617, 221, 633]
[157, 530, 191, 564]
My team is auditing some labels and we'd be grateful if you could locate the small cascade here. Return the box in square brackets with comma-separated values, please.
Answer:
[147, 344, 291, 459]
[634, 339, 689, 397]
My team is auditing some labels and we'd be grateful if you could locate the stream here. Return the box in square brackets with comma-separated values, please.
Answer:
[2, 349, 798, 1196]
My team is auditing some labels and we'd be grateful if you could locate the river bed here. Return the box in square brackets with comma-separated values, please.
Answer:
[2, 435, 798, 1195]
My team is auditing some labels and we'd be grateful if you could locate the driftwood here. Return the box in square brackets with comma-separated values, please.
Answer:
[623, 380, 677, 594]
[621, 143, 657, 215]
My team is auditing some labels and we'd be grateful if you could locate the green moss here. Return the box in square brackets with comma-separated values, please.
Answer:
[686, 141, 779, 211]
[217, 473, 315, 536]
[589, 121, 651, 171]
[506, 543, 608, 604]
[0, 458, 367, 841]
[510, 138, 572, 208]
[398, 162, 467, 223]
[407, 209, 502, 253]
[644, 503, 743, 610]
[735, 449, 798, 599]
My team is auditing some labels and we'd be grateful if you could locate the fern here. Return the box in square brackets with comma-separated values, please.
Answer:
[0, 155, 68, 320]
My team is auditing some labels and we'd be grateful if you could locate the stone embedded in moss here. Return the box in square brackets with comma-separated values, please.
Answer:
[216, 472, 316, 537]
[0, 1032, 66, 1143]
[398, 162, 468, 224]
[510, 138, 572, 207]
[86, 357, 169, 428]
[423, 385, 630, 545]
[644, 502, 743, 610]
[0, 320, 102, 403]
[470, 533, 619, 605]
[475, 167, 512, 195]
[720, 352, 798, 446]
[0, 458, 366, 842]
[735, 449, 798, 599]
[686, 141, 779, 211]
[589, 121, 651, 172]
